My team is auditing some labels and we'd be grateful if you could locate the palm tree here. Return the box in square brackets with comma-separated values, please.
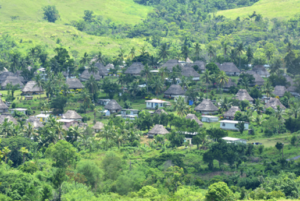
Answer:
[85, 75, 99, 103]
[67, 126, 83, 143]
[34, 73, 44, 101]
[275, 106, 285, 120]
[194, 43, 201, 60]
[19, 147, 29, 164]
[159, 43, 169, 61]
[61, 83, 70, 97]
[80, 52, 89, 66]
[0, 119, 14, 138]
[289, 101, 300, 118]
[2, 147, 11, 164]
[181, 45, 189, 60]
[217, 71, 229, 96]
[130, 47, 135, 60]
[141, 64, 151, 92]
[88, 62, 98, 74]
[95, 51, 105, 64]
[246, 46, 253, 64]
[140, 45, 147, 56]
[10, 53, 20, 73]
[150, 76, 164, 97]
[118, 48, 126, 61]
[202, 69, 211, 95]
[114, 132, 124, 149]
[174, 96, 189, 117]
[236, 43, 244, 69]
[263, 81, 274, 98]
[23, 123, 39, 138]
[81, 90, 92, 113]
[207, 45, 216, 61]
[252, 115, 265, 126]
[270, 58, 282, 75]
[180, 76, 192, 89]
[6, 83, 20, 99]
[265, 50, 273, 65]
[158, 67, 168, 82]
[222, 43, 229, 58]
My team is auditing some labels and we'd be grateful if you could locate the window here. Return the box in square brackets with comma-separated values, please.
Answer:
[235, 124, 237, 127]
[222, 123, 225, 126]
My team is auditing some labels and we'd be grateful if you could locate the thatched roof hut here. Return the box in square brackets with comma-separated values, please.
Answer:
[252, 65, 270, 77]
[26, 116, 44, 129]
[148, 124, 169, 136]
[154, 109, 168, 115]
[195, 99, 218, 113]
[0, 99, 8, 112]
[92, 122, 104, 131]
[62, 110, 83, 120]
[66, 78, 84, 90]
[224, 78, 237, 88]
[265, 98, 286, 110]
[186, 114, 203, 127]
[184, 60, 206, 71]
[106, 64, 114, 70]
[160, 60, 182, 71]
[164, 84, 185, 96]
[181, 67, 200, 78]
[124, 62, 144, 75]
[224, 106, 240, 119]
[273, 86, 287, 97]
[80, 69, 102, 81]
[22, 81, 43, 94]
[98, 67, 109, 76]
[235, 89, 254, 102]
[94, 62, 105, 69]
[285, 76, 297, 93]
[1, 76, 24, 89]
[219, 62, 240, 75]
[104, 100, 122, 112]
[0, 115, 17, 124]
[245, 71, 265, 86]
[0, 72, 25, 84]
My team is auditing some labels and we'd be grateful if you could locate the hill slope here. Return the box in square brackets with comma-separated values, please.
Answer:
[217, 0, 300, 19]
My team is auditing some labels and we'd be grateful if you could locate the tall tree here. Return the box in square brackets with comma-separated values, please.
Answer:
[141, 64, 151, 92]
[194, 43, 201, 60]
[159, 43, 169, 61]
[207, 45, 216, 61]
[174, 97, 189, 117]
[236, 43, 244, 69]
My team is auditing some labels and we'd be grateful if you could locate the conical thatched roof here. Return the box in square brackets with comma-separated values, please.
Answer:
[195, 99, 218, 112]
[160, 60, 182, 71]
[219, 62, 240, 73]
[92, 122, 104, 130]
[80, 69, 102, 81]
[94, 62, 105, 69]
[1, 76, 24, 88]
[26, 116, 44, 129]
[181, 67, 200, 78]
[0, 72, 16, 84]
[184, 60, 206, 71]
[104, 100, 122, 110]
[164, 84, 185, 96]
[22, 81, 43, 93]
[265, 98, 286, 110]
[124, 62, 144, 75]
[252, 65, 270, 77]
[285, 76, 296, 93]
[0, 99, 8, 110]
[186, 114, 203, 126]
[235, 89, 254, 102]
[154, 109, 168, 115]
[224, 106, 240, 118]
[66, 78, 84, 89]
[98, 67, 109, 76]
[0, 115, 17, 124]
[245, 71, 264, 85]
[224, 78, 237, 88]
[62, 110, 83, 119]
[148, 124, 169, 135]
[273, 86, 287, 97]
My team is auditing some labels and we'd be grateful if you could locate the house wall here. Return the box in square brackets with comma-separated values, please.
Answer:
[220, 122, 249, 130]
[146, 102, 164, 109]
[200, 111, 218, 115]
[225, 72, 240, 76]
[224, 139, 247, 144]
[201, 116, 219, 123]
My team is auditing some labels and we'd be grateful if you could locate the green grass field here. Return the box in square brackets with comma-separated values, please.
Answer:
[0, 0, 154, 57]
[217, 0, 300, 19]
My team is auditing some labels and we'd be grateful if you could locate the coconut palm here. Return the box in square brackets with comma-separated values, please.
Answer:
[174, 96, 189, 117]
[288, 101, 300, 118]
[270, 58, 282, 75]
[80, 52, 89, 66]
[217, 71, 229, 96]
[23, 123, 39, 138]
[222, 43, 230, 58]
[19, 147, 29, 164]
[263, 81, 274, 98]
[150, 76, 164, 97]
[180, 76, 192, 89]
[85, 75, 99, 103]
[141, 64, 152, 92]
[0, 119, 14, 138]
[88, 62, 98, 74]
[130, 47, 135, 59]
[34, 73, 44, 100]
[236, 43, 244, 69]
[2, 147, 11, 164]
[114, 132, 125, 149]
[159, 43, 169, 61]
[202, 69, 211, 94]
[95, 51, 105, 64]
[194, 43, 201, 60]
[6, 83, 20, 99]
[207, 45, 216, 61]
[275, 105, 285, 120]
[252, 115, 265, 126]
[158, 67, 168, 82]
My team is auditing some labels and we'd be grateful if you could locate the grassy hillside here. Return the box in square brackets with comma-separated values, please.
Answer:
[0, 0, 152, 24]
[0, 0, 154, 56]
[217, 0, 300, 19]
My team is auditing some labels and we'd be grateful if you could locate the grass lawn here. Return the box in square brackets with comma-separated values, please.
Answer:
[217, 0, 300, 19]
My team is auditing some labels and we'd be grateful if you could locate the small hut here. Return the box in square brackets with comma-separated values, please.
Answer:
[153, 109, 168, 115]
[223, 78, 237, 91]
[252, 65, 270, 78]
[235, 89, 254, 103]
[80, 69, 102, 81]
[0, 72, 18, 84]
[148, 124, 169, 138]
[265, 98, 286, 110]
[224, 106, 240, 120]
[181, 67, 200, 80]
[0, 99, 8, 113]
[160, 60, 182, 71]
[106, 64, 114, 71]
[185, 114, 203, 127]
[285, 76, 299, 97]
[219, 62, 240, 76]
[98, 67, 109, 77]
[26, 116, 44, 129]
[245, 71, 265, 86]
[164, 84, 185, 98]
[22, 81, 43, 95]
[184, 60, 206, 73]
[0, 115, 17, 124]
[94, 62, 106, 69]
[104, 100, 122, 113]
[66, 78, 84, 90]
[1, 76, 24, 89]
[195, 99, 218, 114]
[62, 110, 83, 121]
[273, 86, 287, 97]
[93, 122, 104, 132]
[124, 62, 145, 76]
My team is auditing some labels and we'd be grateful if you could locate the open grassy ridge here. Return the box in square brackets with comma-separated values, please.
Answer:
[217, 0, 300, 19]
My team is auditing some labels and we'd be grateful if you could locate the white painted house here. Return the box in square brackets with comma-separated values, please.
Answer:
[201, 115, 219, 123]
[120, 109, 139, 120]
[146, 99, 169, 109]
[10, 108, 27, 115]
[220, 120, 249, 131]
[36, 114, 50, 122]
[222, 137, 247, 144]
